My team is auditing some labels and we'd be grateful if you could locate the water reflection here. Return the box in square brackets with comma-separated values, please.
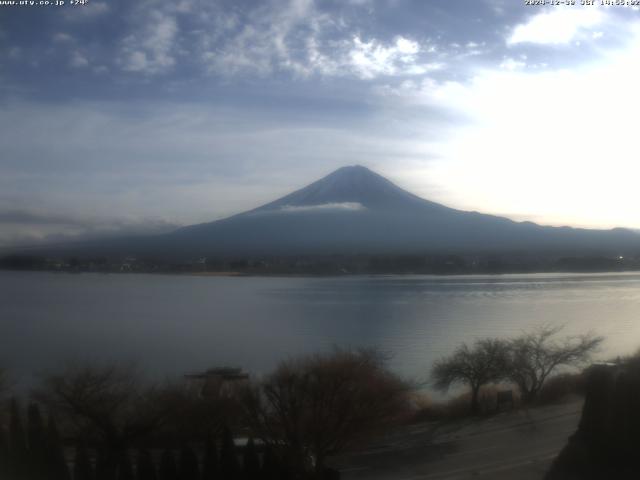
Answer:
[2, 271, 640, 389]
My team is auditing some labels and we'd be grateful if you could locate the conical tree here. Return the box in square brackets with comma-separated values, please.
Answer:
[179, 445, 200, 480]
[260, 446, 285, 480]
[9, 398, 27, 479]
[158, 449, 179, 480]
[116, 451, 134, 480]
[27, 403, 47, 479]
[96, 449, 116, 480]
[27, 403, 46, 453]
[45, 413, 70, 480]
[202, 435, 219, 480]
[74, 445, 94, 480]
[220, 426, 240, 479]
[243, 438, 260, 480]
[0, 427, 9, 479]
[136, 449, 157, 480]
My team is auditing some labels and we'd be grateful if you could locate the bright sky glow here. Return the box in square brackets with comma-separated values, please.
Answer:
[507, 8, 605, 45]
[420, 23, 640, 228]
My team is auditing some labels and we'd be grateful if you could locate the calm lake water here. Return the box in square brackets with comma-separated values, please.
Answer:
[2, 271, 640, 389]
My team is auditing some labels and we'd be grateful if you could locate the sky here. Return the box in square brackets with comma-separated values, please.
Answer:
[0, 0, 639, 247]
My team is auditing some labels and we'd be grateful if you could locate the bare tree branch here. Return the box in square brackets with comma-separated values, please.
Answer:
[241, 348, 412, 475]
[431, 338, 509, 414]
[506, 325, 603, 404]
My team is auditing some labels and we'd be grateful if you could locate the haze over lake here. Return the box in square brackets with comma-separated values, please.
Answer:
[3, 270, 640, 388]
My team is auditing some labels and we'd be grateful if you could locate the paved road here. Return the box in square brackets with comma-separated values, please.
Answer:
[333, 399, 583, 480]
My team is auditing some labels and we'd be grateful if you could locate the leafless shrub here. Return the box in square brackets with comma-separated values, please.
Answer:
[506, 325, 602, 404]
[241, 348, 412, 474]
[33, 363, 170, 475]
[431, 339, 509, 415]
[537, 372, 586, 405]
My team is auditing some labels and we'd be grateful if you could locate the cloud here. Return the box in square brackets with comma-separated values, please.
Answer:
[196, 0, 437, 80]
[483, 0, 509, 16]
[206, 27, 435, 80]
[200, 0, 335, 77]
[507, 8, 604, 45]
[0, 209, 88, 227]
[52, 32, 73, 43]
[70, 51, 89, 68]
[499, 57, 525, 71]
[348, 36, 429, 79]
[63, 1, 109, 21]
[7, 47, 21, 60]
[120, 11, 178, 74]
[1, 0, 445, 83]
[0, 208, 180, 248]
[277, 202, 366, 213]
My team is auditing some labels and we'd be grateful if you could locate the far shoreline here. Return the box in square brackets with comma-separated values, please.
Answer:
[2, 267, 640, 279]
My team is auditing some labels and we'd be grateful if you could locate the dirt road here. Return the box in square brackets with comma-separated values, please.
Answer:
[334, 399, 583, 480]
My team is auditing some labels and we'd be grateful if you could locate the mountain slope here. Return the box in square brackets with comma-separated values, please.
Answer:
[164, 166, 639, 257]
[251, 165, 443, 212]
[6, 165, 639, 260]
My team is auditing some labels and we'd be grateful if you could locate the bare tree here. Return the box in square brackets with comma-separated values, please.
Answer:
[155, 371, 251, 445]
[0, 369, 7, 396]
[506, 325, 603, 404]
[33, 364, 169, 476]
[0, 369, 8, 428]
[242, 348, 412, 475]
[431, 339, 509, 415]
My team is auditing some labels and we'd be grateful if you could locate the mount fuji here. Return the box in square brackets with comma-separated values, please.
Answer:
[160, 165, 639, 257]
[6, 165, 640, 260]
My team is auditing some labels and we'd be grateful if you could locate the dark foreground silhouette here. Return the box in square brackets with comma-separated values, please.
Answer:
[0, 402, 342, 480]
[546, 361, 640, 479]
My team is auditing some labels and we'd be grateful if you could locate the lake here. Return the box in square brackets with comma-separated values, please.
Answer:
[2, 270, 640, 390]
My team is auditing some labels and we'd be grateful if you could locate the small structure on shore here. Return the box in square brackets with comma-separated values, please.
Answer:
[185, 366, 249, 398]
